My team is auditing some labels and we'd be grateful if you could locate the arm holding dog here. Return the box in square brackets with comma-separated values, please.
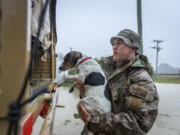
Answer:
[85, 69, 159, 134]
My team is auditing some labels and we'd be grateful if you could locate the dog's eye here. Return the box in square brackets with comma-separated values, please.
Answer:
[64, 57, 67, 61]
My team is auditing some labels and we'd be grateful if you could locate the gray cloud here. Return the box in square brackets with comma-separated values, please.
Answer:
[56, 0, 180, 68]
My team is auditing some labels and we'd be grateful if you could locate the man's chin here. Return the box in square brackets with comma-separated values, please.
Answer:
[112, 56, 118, 62]
[113, 56, 125, 62]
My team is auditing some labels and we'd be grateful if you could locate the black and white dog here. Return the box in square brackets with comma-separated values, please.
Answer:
[59, 51, 111, 134]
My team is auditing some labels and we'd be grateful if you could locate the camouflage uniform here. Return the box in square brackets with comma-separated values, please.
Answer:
[85, 55, 159, 135]
[83, 29, 159, 135]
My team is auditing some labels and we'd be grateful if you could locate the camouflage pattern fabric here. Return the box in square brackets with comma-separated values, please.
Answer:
[110, 29, 142, 49]
[81, 55, 159, 135]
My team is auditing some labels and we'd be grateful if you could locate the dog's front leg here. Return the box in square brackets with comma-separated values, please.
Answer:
[64, 73, 86, 97]
[69, 83, 79, 93]
[64, 72, 85, 83]
[64, 76, 82, 84]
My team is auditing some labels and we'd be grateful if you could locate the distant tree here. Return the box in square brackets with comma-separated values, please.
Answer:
[139, 55, 154, 77]
[93, 57, 101, 63]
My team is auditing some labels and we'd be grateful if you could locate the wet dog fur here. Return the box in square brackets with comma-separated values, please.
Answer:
[59, 51, 111, 134]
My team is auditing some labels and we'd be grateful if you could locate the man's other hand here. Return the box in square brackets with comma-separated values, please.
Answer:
[49, 82, 58, 92]
[77, 103, 91, 124]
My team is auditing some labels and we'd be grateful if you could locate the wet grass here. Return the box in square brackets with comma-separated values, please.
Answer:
[154, 76, 180, 84]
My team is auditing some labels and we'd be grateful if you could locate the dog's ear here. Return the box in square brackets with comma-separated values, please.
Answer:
[69, 51, 82, 64]
[72, 51, 82, 59]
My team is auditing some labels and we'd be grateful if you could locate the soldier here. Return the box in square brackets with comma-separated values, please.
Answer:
[77, 29, 159, 135]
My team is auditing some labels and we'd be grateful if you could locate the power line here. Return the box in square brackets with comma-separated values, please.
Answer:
[151, 40, 164, 75]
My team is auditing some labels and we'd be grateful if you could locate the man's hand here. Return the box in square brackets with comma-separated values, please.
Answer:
[77, 103, 91, 124]
[49, 82, 58, 92]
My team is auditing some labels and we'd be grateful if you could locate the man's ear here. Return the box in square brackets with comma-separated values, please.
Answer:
[129, 48, 136, 58]
[132, 48, 137, 54]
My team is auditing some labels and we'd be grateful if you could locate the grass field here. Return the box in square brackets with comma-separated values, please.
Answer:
[154, 76, 180, 84]
[62, 76, 180, 86]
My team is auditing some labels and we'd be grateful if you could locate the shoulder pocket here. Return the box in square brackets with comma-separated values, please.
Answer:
[128, 84, 149, 99]
[126, 96, 145, 110]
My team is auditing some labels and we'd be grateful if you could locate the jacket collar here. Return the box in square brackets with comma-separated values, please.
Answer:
[108, 55, 144, 81]
[108, 60, 132, 81]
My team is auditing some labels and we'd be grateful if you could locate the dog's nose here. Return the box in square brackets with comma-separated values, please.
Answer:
[59, 66, 62, 70]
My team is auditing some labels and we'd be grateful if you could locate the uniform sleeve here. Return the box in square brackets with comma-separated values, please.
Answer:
[87, 69, 159, 134]
[98, 56, 116, 78]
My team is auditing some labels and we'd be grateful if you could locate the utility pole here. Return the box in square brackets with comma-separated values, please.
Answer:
[137, 0, 143, 54]
[151, 40, 164, 75]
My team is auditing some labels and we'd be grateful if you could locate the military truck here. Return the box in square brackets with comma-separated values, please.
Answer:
[0, 0, 58, 134]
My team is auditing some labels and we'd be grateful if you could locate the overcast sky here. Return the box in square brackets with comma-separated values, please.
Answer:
[56, 0, 180, 68]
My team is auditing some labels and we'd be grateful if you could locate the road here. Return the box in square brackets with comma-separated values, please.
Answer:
[33, 83, 180, 135]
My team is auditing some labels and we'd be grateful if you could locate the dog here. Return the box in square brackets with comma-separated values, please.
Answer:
[59, 51, 111, 135]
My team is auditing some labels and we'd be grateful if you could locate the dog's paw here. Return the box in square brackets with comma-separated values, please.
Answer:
[74, 113, 80, 119]
[69, 86, 74, 93]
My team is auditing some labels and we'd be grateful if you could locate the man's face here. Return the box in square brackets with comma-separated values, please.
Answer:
[112, 39, 136, 62]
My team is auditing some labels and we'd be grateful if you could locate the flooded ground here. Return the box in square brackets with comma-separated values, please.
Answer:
[148, 83, 180, 135]
[33, 83, 180, 135]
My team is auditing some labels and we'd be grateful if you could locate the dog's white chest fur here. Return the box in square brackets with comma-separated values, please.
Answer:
[75, 55, 111, 116]
[61, 53, 111, 135]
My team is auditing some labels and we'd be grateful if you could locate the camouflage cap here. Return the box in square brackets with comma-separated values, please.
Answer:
[110, 29, 141, 49]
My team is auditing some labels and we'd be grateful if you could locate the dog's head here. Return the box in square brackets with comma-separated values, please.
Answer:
[59, 51, 82, 71]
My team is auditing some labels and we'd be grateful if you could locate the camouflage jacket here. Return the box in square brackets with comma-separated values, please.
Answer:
[86, 55, 159, 135]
